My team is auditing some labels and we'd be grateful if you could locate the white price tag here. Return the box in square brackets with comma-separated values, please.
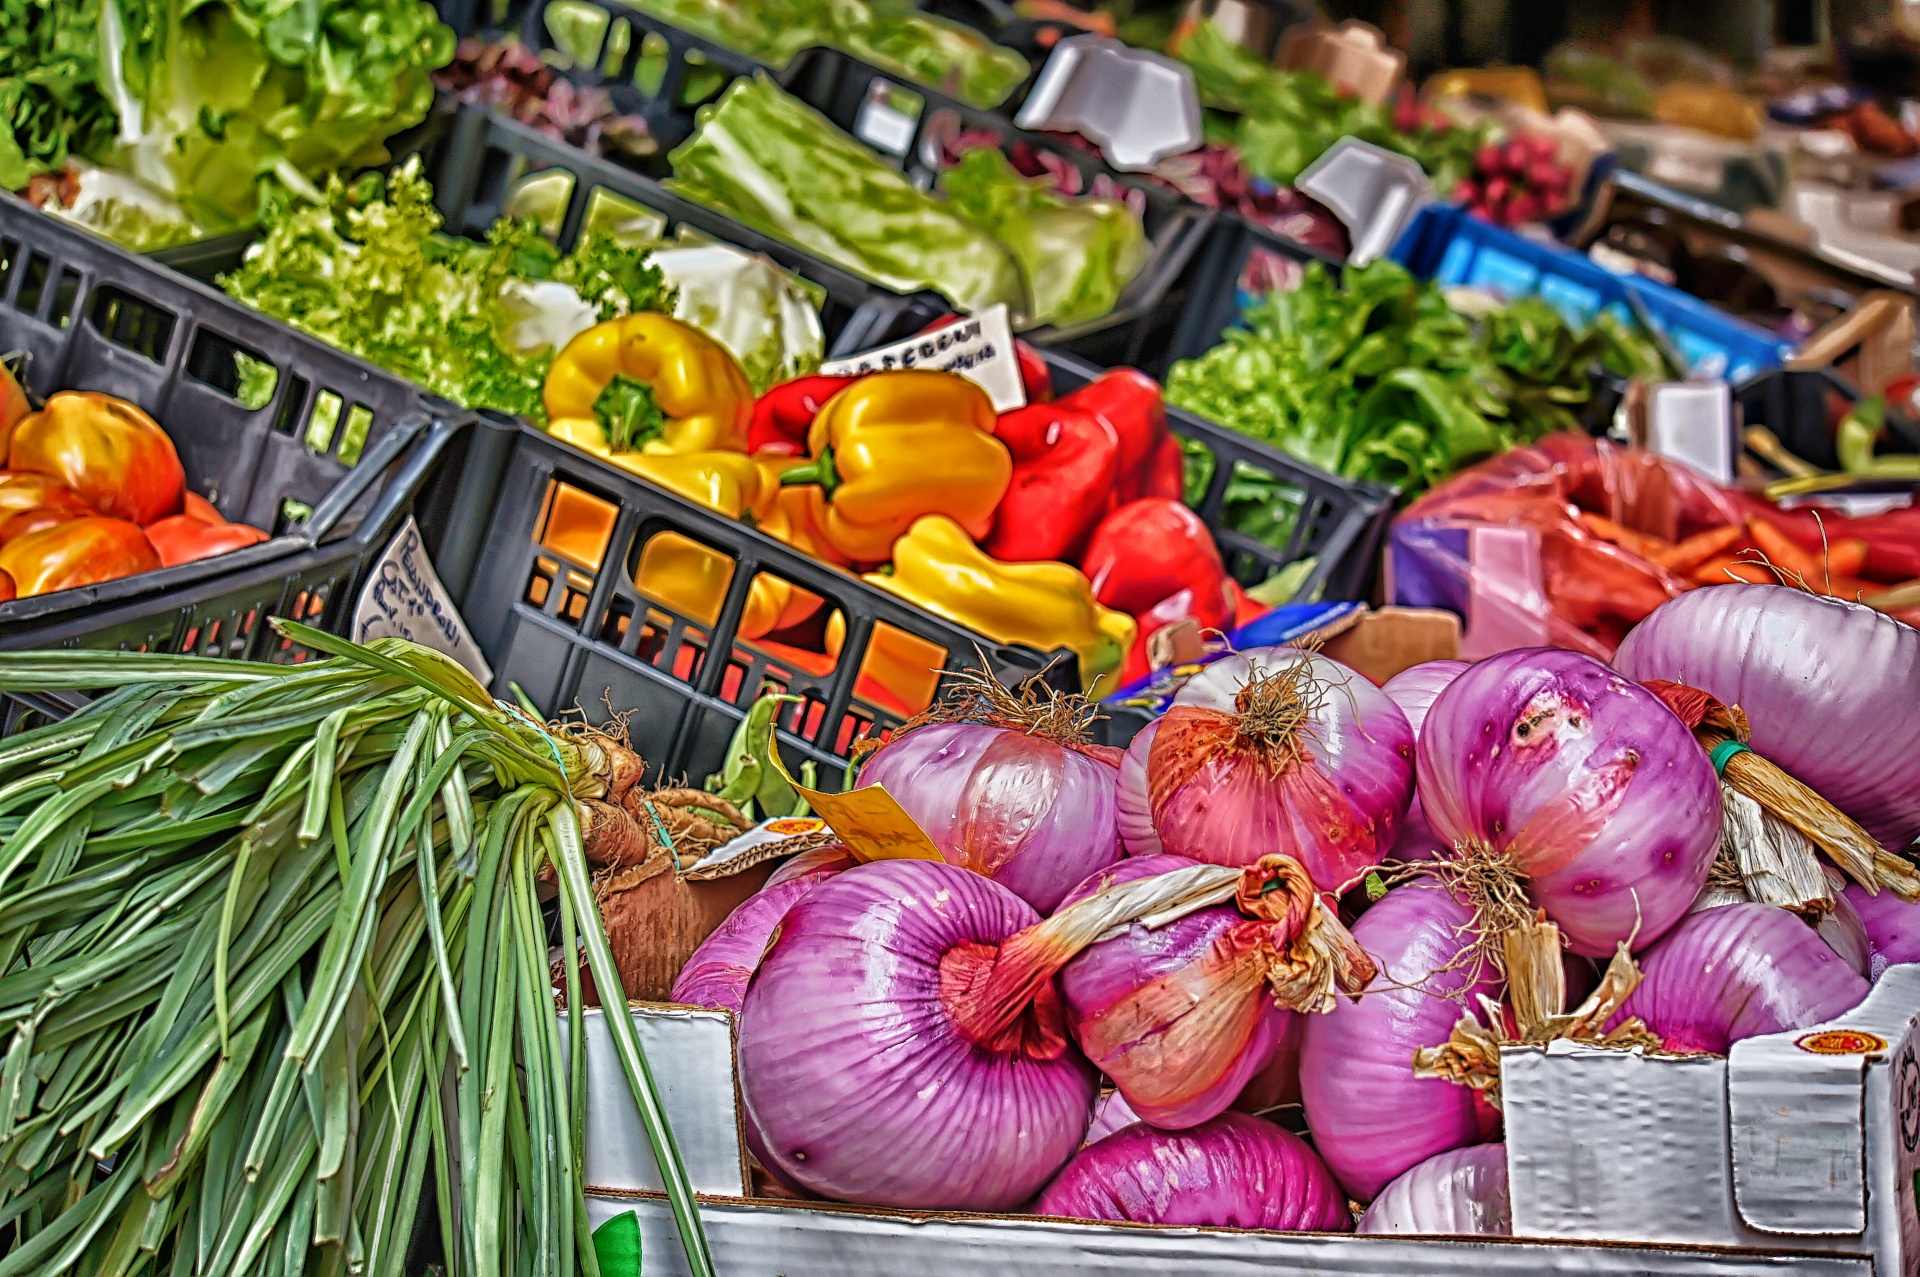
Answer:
[853, 79, 921, 157]
[820, 304, 1027, 412]
[353, 517, 493, 684]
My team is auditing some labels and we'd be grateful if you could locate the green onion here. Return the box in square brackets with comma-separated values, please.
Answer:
[0, 624, 712, 1277]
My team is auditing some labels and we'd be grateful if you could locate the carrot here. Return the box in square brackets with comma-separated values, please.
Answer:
[1825, 538, 1870, 579]
[1692, 555, 1776, 586]
[1651, 524, 1744, 574]
[1579, 512, 1673, 560]
[1816, 575, 1880, 600]
[1745, 517, 1824, 584]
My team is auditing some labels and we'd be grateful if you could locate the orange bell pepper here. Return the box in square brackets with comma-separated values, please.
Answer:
[0, 517, 160, 597]
[8, 393, 184, 525]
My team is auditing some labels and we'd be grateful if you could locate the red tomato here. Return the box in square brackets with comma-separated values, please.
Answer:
[9, 392, 184, 525]
[143, 514, 271, 567]
[181, 491, 223, 524]
[0, 506, 86, 546]
[0, 517, 160, 597]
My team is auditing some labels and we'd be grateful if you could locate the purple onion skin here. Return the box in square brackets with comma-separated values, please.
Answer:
[1057, 855, 1290, 1129]
[1301, 884, 1501, 1202]
[1358, 1144, 1511, 1236]
[1614, 585, 1920, 851]
[1418, 647, 1721, 957]
[1034, 1112, 1351, 1232]
[669, 868, 843, 1014]
[1614, 902, 1869, 1054]
[764, 843, 858, 888]
[1818, 888, 1872, 978]
[1086, 1090, 1141, 1145]
[1382, 660, 1469, 863]
[1844, 882, 1920, 976]
[738, 859, 1097, 1210]
[1115, 718, 1162, 857]
[858, 721, 1122, 914]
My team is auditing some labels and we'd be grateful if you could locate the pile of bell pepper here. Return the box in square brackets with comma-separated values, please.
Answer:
[0, 367, 269, 603]
[537, 312, 1269, 710]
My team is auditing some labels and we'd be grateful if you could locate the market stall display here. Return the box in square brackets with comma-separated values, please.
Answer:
[9, 0, 1920, 1270]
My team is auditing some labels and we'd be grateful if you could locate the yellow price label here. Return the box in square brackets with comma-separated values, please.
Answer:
[767, 736, 945, 864]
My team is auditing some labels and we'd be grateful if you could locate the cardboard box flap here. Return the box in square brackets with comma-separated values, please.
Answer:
[1727, 965, 1920, 1236]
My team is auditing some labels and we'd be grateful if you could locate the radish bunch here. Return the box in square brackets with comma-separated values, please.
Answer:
[1455, 135, 1574, 228]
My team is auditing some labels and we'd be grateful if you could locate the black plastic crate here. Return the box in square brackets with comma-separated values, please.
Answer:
[0, 195, 477, 649]
[1042, 349, 1393, 601]
[455, 414, 1079, 789]
[1735, 366, 1920, 473]
[513, 0, 1210, 355]
[1162, 212, 1346, 376]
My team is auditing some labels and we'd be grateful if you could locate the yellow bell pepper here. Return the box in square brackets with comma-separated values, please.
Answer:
[782, 370, 1010, 564]
[544, 313, 752, 454]
[858, 514, 1136, 694]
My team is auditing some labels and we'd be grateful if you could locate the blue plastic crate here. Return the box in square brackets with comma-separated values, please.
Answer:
[1391, 205, 1793, 384]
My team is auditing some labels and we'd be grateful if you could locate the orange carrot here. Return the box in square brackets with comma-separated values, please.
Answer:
[1692, 555, 1775, 586]
[1579, 512, 1673, 560]
[1745, 518, 1823, 583]
[1825, 538, 1870, 579]
[1651, 524, 1744, 574]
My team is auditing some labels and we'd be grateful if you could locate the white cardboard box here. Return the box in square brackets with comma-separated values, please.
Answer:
[570, 973, 1920, 1276]
[1506, 963, 1920, 1269]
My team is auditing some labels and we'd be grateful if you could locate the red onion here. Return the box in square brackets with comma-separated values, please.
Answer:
[1301, 884, 1501, 1202]
[1818, 885, 1872, 978]
[1613, 902, 1869, 1053]
[1614, 586, 1920, 851]
[1033, 1112, 1351, 1231]
[1383, 660, 1469, 862]
[1417, 647, 1721, 959]
[764, 842, 859, 887]
[1844, 882, 1920, 976]
[1130, 648, 1415, 892]
[1115, 718, 1161, 857]
[670, 861, 848, 1014]
[857, 719, 1122, 914]
[1056, 853, 1372, 1130]
[1357, 1144, 1511, 1236]
[738, 860, 1097, 1208]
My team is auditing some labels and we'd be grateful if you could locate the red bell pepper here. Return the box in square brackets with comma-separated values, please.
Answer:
[1057, 370, 1182, 506]
[983, 402, 1120, 563]
[0, 568, 13, 602]
[1082, 497, 1234, 633]
[747, 375, 860, 455]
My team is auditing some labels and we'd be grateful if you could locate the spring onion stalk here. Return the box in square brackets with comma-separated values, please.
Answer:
[0, 623, 712, 1277]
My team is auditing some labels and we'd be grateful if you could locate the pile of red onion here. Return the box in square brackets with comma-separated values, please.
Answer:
[664, 598, 1915, 1227]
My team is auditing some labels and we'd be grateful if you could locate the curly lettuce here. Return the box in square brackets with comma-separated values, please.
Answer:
[220, 161, 674, 422]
